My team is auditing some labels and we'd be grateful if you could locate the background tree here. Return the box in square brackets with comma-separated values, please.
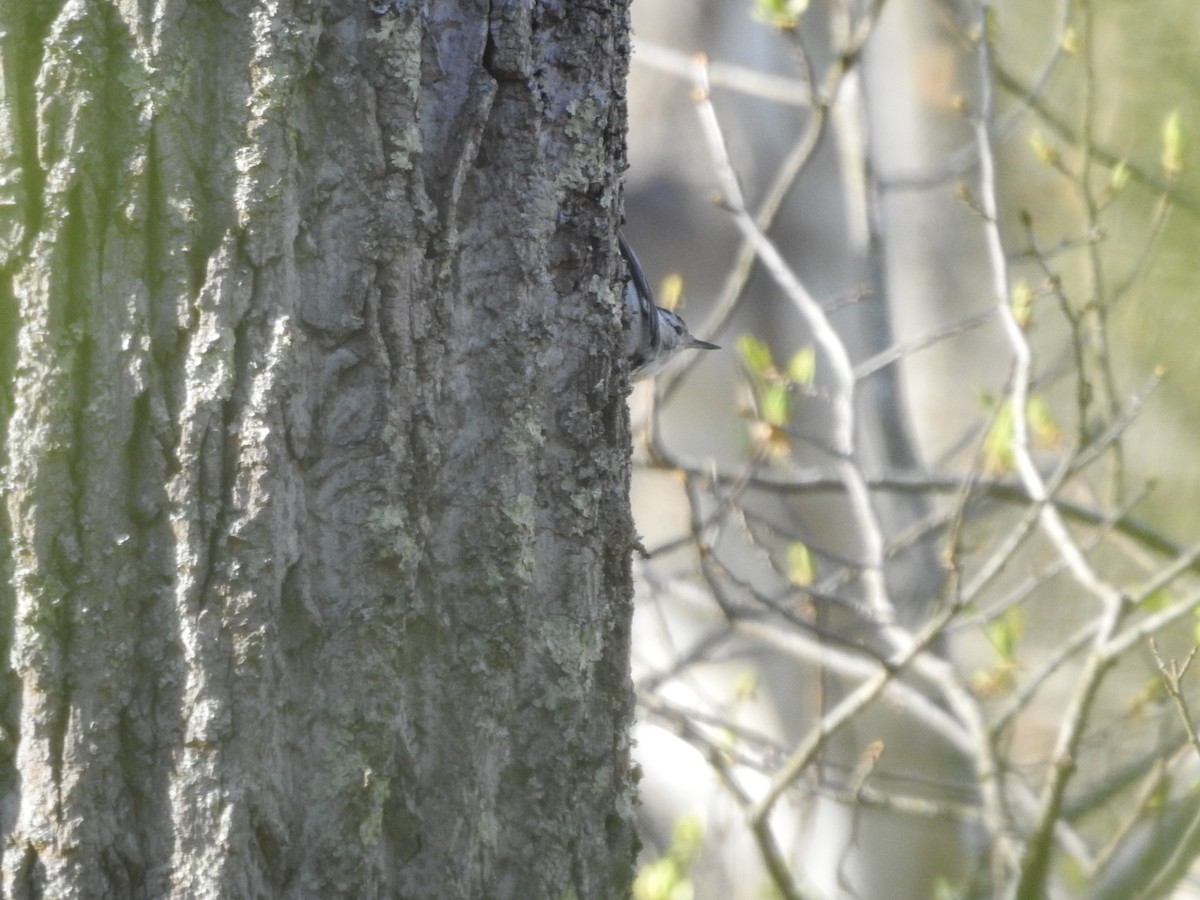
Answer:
[0, 1, 639, 897]
[625, 1, 1200, 898]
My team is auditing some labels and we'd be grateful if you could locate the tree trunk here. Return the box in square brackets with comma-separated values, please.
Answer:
[0, 1, 638, 897]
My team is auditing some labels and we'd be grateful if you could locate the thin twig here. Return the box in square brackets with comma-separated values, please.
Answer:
[690, 58, 893, 624]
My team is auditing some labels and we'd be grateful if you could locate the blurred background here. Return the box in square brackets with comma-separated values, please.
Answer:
[622, 1, 1200, 897]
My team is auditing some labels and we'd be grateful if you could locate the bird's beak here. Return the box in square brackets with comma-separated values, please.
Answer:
[689, 338, 720, 350]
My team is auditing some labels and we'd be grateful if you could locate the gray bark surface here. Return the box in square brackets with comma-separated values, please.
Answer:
[0, 1, 637, 897]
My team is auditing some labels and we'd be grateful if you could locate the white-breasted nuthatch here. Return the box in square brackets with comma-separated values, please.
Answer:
[620, 234, 719, 380]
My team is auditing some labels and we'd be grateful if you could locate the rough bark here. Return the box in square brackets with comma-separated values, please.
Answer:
[0, 1, 637, 897]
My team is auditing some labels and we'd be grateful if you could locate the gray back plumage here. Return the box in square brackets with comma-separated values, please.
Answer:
[619, 234, 718, 381]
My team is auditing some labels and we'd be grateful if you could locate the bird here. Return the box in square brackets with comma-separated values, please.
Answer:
[620, 233, 719, 381]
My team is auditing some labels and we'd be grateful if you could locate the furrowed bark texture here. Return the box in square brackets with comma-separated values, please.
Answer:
[0, 1, 637, 897]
